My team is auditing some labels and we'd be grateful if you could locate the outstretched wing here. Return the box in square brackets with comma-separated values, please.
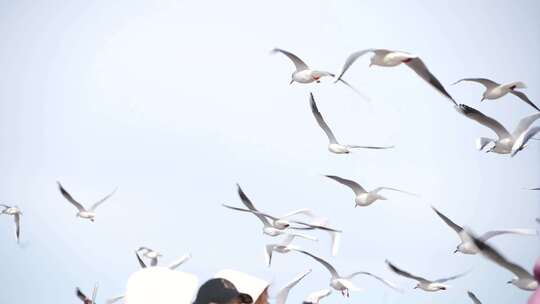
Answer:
[455, 104, 511, 140]
[372, 187, 418, 197]
[467, 291, 482, 304]
[168, 253, 192, 270]
[512, 113, 540, 138]
[479, 229, 537, 241]
[235, 185, 272, 227]
[310, 93, 338, 144]
[271, 48, 309, 71]
[14, 213, 20, 243]
[325, 175, 367, 195]
[512, 126, 540, 157]
[453, 78, 499, 89]
[57, 181, 86, 212]
[294, 249, 339, 279]
[509, 90, 540, 112]
[348, 271, 403, 292]
[89, 188, 117, 211]
[275, 269, 312, 304]
[385, 260, 427, 282]
[334, 49, 375, 81]
[434, 270, 469, 283]
[135, 251, 147, 268]
[406, 57, 456, 105]
[431, 206, 463, 236]
[76, 288, 88, 302]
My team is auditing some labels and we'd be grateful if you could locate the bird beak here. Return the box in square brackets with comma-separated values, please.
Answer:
[289, 79, 294, 85]
[507, 281, 513, 284]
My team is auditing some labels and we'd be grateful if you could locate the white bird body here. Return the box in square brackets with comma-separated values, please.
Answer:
[0, 204, 22, 243]
[325, 175, 416, 207]
[328, 143, 351, 154]
[57, 181, 116, 222]
[456, 104, 540, 155]
[303, 289, 332, 304]
[370, 51, 415, 67]
[432, 206, 536, 255]
[416, 282, 449, 292]
[292, 69, 331, 84]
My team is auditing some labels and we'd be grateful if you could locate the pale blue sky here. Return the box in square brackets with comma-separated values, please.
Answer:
[0, 1, 538, 303]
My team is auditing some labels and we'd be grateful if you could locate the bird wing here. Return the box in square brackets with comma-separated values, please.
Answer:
[294, 249, 340, 278]
[265, 244, 275, 267]
[468, 231, 534, 281]
[222, 204, 278, 225]
[235, 185, 273, 227]
[89, 188, 117, 211]
[107, 295, 125, 304]
[330, 231, 341, 256]
[512, 113, 540, 138]
[467, 291, 482, 304]
[303, 289, 332, 304]
[453, 78, 499, 89]
[57, 181, 86, 212]
[334, 49, 375, 81]
[282, 208, 314, 219]
[405, 57, 456, 105]
[385, 260, 427, 282]
[168, 253, 192, 270]
[310, 93, 338, 144]
[431, 206, 463, 236]
[271, 48, 309, 71]
[91, 283, 99, 303]
[275, 269, 312, 304]
[509, 90, 540, 112]
[512, 126, 540, 157]
[325, 175, 367, 195]
[135, 251, 147, 268]
[288, 231, 318, 241]
[372, 187, 419, 197]
[335, 78, 372, 102]
[479, 229, 537, 242]
[14, 213, 20, 243]
[346, 144, 394, 150]
[289, 220, 342, 233]
[455, 104, 511, 140]
[434, 270, 469, 283]
[347, 271, 403, 292]
[76, 288, 88, 302]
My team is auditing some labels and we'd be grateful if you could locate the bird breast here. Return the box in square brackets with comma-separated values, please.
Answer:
[377, 52, 410, 67]
[328, 144, 349, 154]
[485, 87, 507, 99]
[293, 70, 316, 83]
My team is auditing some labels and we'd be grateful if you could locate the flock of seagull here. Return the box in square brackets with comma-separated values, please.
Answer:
[1, 45, 539, 304]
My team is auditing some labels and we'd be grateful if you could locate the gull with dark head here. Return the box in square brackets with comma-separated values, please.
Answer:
[325, 175, 417, 207]
[335, 49, 456, 105]
[274, 269, 312, 304]
[295, 250, 401, 297]
[453, 78, 539, 111]
[455, 104, 540, 155]
[461, 230, 538, 291]
[57, 181, 117, 222]
[310, 93, 393, 154]
[432, 206, 536, 255]
[0, 204, 22, 243]
[386, 260, 468, 292]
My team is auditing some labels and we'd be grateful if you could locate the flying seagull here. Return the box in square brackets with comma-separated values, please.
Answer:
[467, 291, 482, 304]
[57, 181, 117, 222]
[0, 204, 22, 243]
[461, 230, 538, 291]
[275, 269, 312, 304]
[303, 289, 332, 304]
[335, 49, 456, 105]
[432, 206, 536, 254]
[135, 251, 191, 270]
[76, 283, 98, 304]
[137, 247, 163, 266]
[455, 104, 540, 155]
[271, 48, 364, 96]
[295, 249, 401, 297]
[453, 78, 539, 111]
[265, 234, 301, 267]
[325, 175, 418, 207]
[310, 93, 393, 154]
[386, 260, 468, 292]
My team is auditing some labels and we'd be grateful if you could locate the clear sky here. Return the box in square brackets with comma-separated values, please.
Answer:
[0, 0, 538, 303]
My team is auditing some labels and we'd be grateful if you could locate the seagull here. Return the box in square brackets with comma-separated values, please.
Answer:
[455, 104, 540, 154]
[265, 234, 301, 267]
[76, 283, 98, 304]
[386, 260, 468, 292]
[137, 247, 163, 266]
[302, 289, 332, 304]
[135, 251, 191, 270]
[294, 249, 401, 297]
[335, 49, 456, 105]
[432, 206, 536, 254]
[453, 78, 539, 111]
[275, 269, 312, 304]
[467, 291, 482, 304]
[511, 126, 540, 157]
[271, 48, 362, 95]
[57, 181, 117, 222]
[0, 204, 22, 243]
[461, 230, 538, 291]
[325, 175, 417, 207]
[309, 93, 394, 154]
